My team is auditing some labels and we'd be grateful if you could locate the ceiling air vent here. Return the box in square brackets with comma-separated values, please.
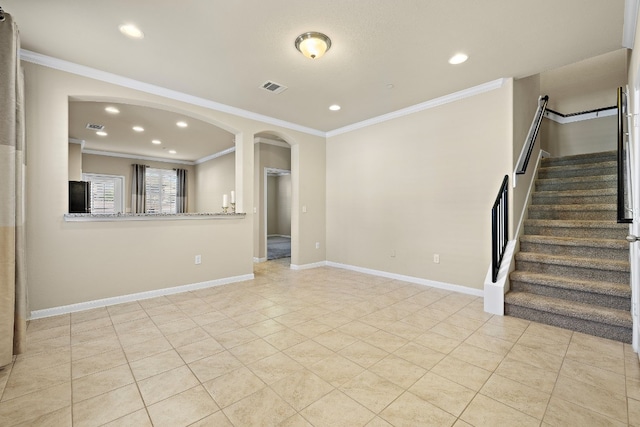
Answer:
[85, 123, 105, 131]
[260, 80, 288, 94]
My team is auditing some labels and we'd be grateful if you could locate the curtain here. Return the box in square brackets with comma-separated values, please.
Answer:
[0, 12, 27, 367]
[176, 168, 187, 213]
[131, 164, 146, 213]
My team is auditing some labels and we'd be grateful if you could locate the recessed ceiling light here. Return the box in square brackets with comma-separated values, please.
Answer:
[132, 126, 144, 132]
[168, 150, 177, 154]
[151, 139, 162, 145]
[329, 104, 341, 111]
[448, 53, 469, 65]
[176, 121, 188, 128]
[96, 131, 107, 136]
[105, 106, 120, 114]
[119, 24, 144, 39]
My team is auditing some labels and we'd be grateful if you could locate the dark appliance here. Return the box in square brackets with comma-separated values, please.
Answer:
[69, 181, 91, 213]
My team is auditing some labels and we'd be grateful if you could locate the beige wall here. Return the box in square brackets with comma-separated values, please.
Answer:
[82, 153, 197, 213]
[194, 152, 235, 213]
[512, 75, 541, 236]
[326, 81, 513, 291]
[68, 143, 82, 181]
[541, 116, 617, 157]
[253, 143, 292, 260]
[538, 49, 626, 158]
[541, 49, 627, 113]
[23, 62, 325, 311]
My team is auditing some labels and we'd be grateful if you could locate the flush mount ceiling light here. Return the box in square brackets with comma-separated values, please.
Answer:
[329, 104, 341, 111]
[96, 131, 107, 136]
[176, 121, 188, 128]
[151, 139, 162, 145]
[168, 150, 177, 154]
[448, 53, 469, 65]
[119, 23, 144, 39]
[295, 32, 331, 59]
[132, 126, 144, 132]
[104, 106, 120, 114]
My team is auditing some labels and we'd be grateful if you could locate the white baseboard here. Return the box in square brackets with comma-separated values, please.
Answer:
[290, 261, 328, 271]
[267, 234, 291, 238]
[253, 257, 267, 263]
[29, 273, 255, 320]
[326, 261, 484, 297]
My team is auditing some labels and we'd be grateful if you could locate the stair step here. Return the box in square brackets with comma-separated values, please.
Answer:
[504, 292, 632, 343]
[515, 252, 629, 283]
[541, 151, 617, 167]
[524, 219, 628, 239]
[537, 161, 617, 179]
[510, 271, 631, 310]
[527, 204, 616, 220]
[535, 174, 616, 192]
[531, 188, 616, 205]
[519, 235, 628, 260]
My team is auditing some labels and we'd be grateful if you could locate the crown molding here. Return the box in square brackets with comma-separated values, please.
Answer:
[623, 0, 640, 48]
[20, 49, 326, 138]
[326, 78, 508, 137]
[194, 146, 236, 165]
[82, 149, 196, 165]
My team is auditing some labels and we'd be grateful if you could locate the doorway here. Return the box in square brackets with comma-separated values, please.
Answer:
[265, 168, 292, 260]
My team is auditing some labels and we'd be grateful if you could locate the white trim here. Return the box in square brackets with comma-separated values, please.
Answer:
[543, 108, 617, 124]
[623, 0, 640, 48]
[326, 78, 507, 137]
[29, 273, 254, 320]
[290, 261, 328, 271]
[253, 257, 268, 263]
[194, 147, 236, 165]
[83, 149, 196, 166]
[19, 49, 325, 138]
[483, 240, 517, 315]
[326, 261, 484, 297]
[254, 137, 291, 148]
[513, 150, 548, 236]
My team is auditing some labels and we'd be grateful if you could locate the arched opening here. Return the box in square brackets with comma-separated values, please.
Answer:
[253, 131, 297, 267]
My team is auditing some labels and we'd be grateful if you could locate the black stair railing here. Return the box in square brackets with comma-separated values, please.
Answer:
[491, 175, 509, 283]
[515, 95, 549, 175]
[617, 86, 633, 223]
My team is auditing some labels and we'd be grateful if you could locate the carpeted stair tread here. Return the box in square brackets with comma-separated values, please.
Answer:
[519, 235, 627, 250]
[541, 150, 616, 167]
[535, 174, 616, 191]
[505, 292, 632, 328]
[524, 219, 628, 230]
[515, 252, 629, 272]
[510, 271, 631, 298]
[532, 188, 616, 198]
[528, 203, 615, 212]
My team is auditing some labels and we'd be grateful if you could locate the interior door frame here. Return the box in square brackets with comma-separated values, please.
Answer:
[264, 167, 292, 261]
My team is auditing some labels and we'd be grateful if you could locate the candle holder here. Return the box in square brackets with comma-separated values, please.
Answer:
[230, 202, 236, 214]
[222, 206, 228, 214]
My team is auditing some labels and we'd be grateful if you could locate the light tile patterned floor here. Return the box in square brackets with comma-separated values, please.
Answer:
[0, 258, 639, 426]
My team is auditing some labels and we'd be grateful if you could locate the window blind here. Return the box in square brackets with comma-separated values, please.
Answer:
[145, 168, 177, 213]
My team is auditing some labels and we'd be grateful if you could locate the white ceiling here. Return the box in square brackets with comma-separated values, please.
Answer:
[4, 0, 628, 134]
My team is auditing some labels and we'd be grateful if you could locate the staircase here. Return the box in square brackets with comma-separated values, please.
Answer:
[505, 150, 633, 343]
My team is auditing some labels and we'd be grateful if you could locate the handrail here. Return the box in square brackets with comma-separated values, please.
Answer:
[491, 175, 509, 283]
[618, 87, 633, 223]
[515, 95, 549, 175]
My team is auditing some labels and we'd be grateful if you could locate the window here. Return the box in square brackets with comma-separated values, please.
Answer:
[145, 168, 177, 213]
[82, 173, 124, 214]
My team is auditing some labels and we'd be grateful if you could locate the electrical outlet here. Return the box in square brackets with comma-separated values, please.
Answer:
[390, 249, 396, 257]
[303, 205, 308, 213]
[433, 254, 440, 264]
[195, 255, 201, 265]
[315, 242, 320, 249]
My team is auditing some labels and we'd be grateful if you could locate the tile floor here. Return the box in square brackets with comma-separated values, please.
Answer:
[0, 258, 639, 426]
